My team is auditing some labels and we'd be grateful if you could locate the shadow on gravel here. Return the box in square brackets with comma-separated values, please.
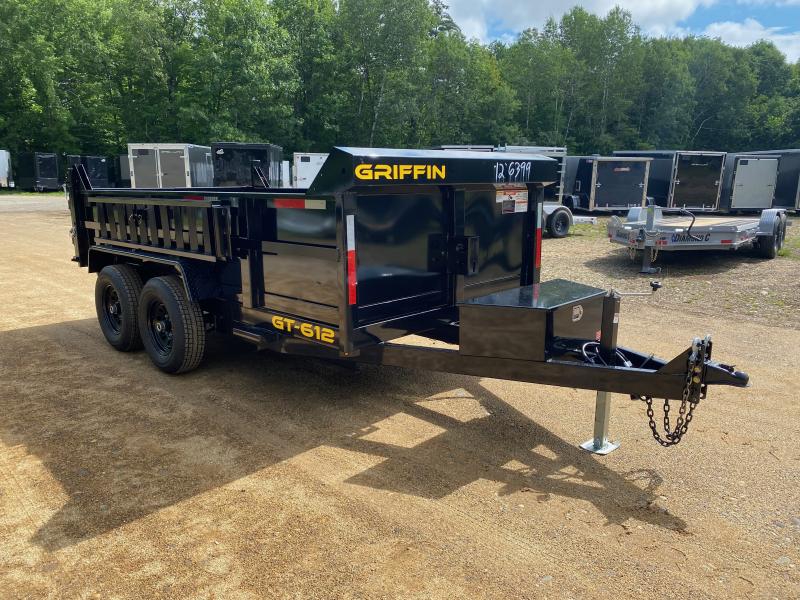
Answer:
[585, 247, 768, 278]
[0, 319, 686, 551]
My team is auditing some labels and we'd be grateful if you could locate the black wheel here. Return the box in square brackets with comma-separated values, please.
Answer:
[95, 264, 144, 351]
[547, 209, 571, 238]
[138, 275, 205, 374]
[757, 220, 782, 259]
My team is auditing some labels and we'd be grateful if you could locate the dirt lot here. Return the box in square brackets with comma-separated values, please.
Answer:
[1, 194, 798, 599]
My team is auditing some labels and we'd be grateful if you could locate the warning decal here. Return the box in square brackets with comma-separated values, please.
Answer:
[496, 187, 528, 214]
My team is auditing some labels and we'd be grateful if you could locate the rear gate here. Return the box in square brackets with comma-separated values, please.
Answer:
[672, 153, 724, 210]
[130, 149, 158, 188]
[160, 148, 189, 188]
[594, 160, 647, 209]
[731, 157, 778, 210]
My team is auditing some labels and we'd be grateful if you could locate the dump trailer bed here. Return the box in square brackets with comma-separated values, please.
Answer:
[66, 147, 748, 451]
[608, 206, 789, 260]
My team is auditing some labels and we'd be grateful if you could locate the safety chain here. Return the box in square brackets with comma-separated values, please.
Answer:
[633, 336, 711, 447]
[628, 245, 658, 263]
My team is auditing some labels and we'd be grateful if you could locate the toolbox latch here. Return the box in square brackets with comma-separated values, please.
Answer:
[451, 235, 480, 276]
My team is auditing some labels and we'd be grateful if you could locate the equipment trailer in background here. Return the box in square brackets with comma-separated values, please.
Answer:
[67, 147, 748, 451]
[608, 206, 790, 272]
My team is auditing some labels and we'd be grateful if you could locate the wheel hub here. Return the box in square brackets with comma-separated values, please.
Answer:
[103, 285, 123, 333]
[148, 301, 173, 355]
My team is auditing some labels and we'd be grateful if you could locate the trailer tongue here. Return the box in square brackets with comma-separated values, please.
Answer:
[67, 147, 748, 451]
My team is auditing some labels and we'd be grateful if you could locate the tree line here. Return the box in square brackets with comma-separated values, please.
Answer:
[1, 0, 799, 159]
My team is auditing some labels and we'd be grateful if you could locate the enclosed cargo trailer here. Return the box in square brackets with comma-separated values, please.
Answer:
[745, 149, 800, 210]
[0, 150, 13, 188]
[718, 154, 778, 212]
[16, 152, 60, 191]
[614, 150, 725, 211]
[66, 147, 748, 451]
[128, 143, 213, 189]
[563, 156, 651, 212]
[212, 142, 283, 188]
[66, 155, 111, 188]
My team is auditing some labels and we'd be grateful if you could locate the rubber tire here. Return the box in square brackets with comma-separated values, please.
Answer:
[138, 275, 205, 374]
[757, 220, 782, 259]
[547, 209, 571, 238]
[95, 264, 144, 351]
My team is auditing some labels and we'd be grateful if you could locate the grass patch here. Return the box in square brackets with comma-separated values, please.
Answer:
[0, 190, 64, 197]
[569, 220, 607, 239]
[777, 222, 800, 259]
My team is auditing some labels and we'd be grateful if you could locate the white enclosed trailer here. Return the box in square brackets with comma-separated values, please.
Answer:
[0, 150, 13, 188]
[128, 143, 213, 189]
[292, 152, 328, 188]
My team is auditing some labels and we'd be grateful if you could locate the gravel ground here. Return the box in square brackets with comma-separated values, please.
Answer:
[1, 195, 798, 599]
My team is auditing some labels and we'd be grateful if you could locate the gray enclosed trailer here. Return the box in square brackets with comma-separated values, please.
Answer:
[0, 150, 13, 188]
[744, 149, 800, 211]
[563, 156, 651, 212]
[128, 143, 213, 189]
[718, 154, 778, 212]
[614, 150, 726, 211]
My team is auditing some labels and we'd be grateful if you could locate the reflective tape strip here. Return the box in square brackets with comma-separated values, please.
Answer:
[534, 202, 543, 270]
[346, 214, 357, 304]
[273, 198, 328, 209]
[274, 198, 305, 209]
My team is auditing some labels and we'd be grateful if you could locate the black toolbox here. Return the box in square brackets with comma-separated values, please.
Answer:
[459, 279, 605, 361]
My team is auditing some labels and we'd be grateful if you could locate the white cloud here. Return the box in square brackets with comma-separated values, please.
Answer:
[446, 0, 717, 41]
[446, 1, 800, 62]
[702, 18, 800, 61]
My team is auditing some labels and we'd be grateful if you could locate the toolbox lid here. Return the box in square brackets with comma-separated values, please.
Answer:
[461, 279, 605, 310]
[308, 146, 559, 194]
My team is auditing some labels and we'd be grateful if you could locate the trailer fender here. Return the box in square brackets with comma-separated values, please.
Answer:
[87, 247, 218, 302]
[756, 209, 785, 237]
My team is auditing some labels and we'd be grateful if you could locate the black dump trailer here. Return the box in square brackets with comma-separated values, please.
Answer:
[16, 152, 60, 191]
[745, 149, 800, 211]
[563, 156, 651, 212]
[614, 150, 725, 211]
[66, 155, 111, 188]
[718, 153, 779, 212]
[212, 142, 283, 188]
[66, 147, 748, 450]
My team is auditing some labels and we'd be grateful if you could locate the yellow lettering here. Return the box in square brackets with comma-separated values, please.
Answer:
[354, 164, 373, 180]
[355, 163, 446, 181]
[321, 329, 335, 344]
[271, 316, 284, 330]
[373, 165, 392, 180]
[284, 319, 296, 332]
[300, 323, 314, 338]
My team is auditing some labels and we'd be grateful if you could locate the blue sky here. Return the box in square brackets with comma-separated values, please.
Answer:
[447, 1, 800, 62]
